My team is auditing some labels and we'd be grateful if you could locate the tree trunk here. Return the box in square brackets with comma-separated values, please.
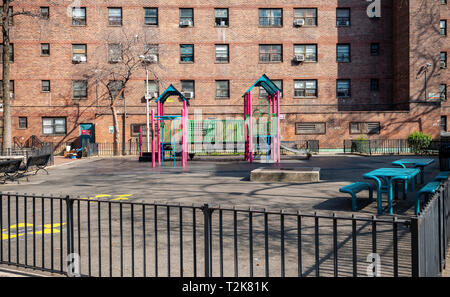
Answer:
[1, 0, 12, 155]
[111, 105, 120, 156]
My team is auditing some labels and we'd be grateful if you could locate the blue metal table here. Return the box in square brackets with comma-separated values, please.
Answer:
[392, 158, 435, 184]
[363, 168, 420, 215]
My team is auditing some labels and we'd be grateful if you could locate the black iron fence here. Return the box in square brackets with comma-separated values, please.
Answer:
[343, 139, 444, 156]
[0, 192, 416, 277]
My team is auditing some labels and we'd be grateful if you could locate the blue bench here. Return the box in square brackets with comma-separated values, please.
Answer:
[433, 171, 450, 182]
[340, 182, 373, 211]
[415, 182, 441, 215]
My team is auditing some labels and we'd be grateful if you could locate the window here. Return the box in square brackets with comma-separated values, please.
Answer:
[181, 80, 195, 98]
[370, 43, 380, 56]
[441, 20, 447, 36]
[294, 80, 317, 98]
[294, 44, 317, 62]
[42, 118, 66, 135]
[18, 117, 27, 129]
[337, 79, 351, 98]
[259, 45, 282, 63]
[441, 52, 447, 68]
[0, 44, 14, 63]
[7, 7, 13, 26]
[144, 8, 158, 26]
[215, 44, 229, 63]
[337, 8, 350, 27]
[72, 80, 87, 99]
[144, 44, 159, 62]
[42, 80, 50, 92]
[180, 8, 194, 27]
[260, 80, 283, 98]
[215, 80, 230, 99]
[108, 44, 122, 63]
[442, 116, 447, 132]
[72, 7, 86, 26]
[108, 8, 122, 26]
[41, 43, 50, 56]
[259, 9, 282, 27]
[180, 44, 194, 62]
[145, 80, 159, 99]
[131, 124, 150, 136]
[40, 7, 49, 20]
[108, 80, 124, 100]
[442, 84, 447, 101]
[295, 123, 326, 135]
[72, 44, 87, 63]
[215, 8, 229, 27]
[370, 79, 379, 92]
[293, 8, 317, 26]
[350, 122, 381, 134]
[0, 80, 14, 100]
[337, 44, 350, 62]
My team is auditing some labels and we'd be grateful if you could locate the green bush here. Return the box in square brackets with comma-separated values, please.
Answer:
[407, 131, 432, 155]
[352, 135, 370, 154]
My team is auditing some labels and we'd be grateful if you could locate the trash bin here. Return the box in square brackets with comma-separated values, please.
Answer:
[439, 143, 450, 171]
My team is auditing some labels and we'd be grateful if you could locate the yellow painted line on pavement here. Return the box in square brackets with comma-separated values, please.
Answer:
[95, 194, 112, 198]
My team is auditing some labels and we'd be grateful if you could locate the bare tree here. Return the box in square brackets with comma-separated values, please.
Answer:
[79, 29, 165, 155]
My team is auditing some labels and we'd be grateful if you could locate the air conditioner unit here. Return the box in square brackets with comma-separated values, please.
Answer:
[150, 92, 159, 98]
[337, 20, 350, 27]
[293, 54, 305, 62]
[293, 19, 305, 27]
[146, 54, 158, 63]
[10, 92, 14, 99]
[72, 56, 86, 63]
[180, 20, 193, 27]
[182, 92, 194, 99]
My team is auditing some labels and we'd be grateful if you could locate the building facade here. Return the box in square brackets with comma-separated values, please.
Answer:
[2, 0, 449, 150]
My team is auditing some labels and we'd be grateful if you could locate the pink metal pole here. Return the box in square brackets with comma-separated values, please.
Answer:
[181, 108, 185, 167]
[248, 92, 253, 163]
[185, 102, 189, 166]
[244, 94, 248, 161]
[139, 126, 143, 157]
[157, 101, 161, 167]
[151, 109, 155, 168]
[276, 91, 281, 164]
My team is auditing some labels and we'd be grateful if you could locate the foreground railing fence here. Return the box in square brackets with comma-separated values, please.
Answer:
[1, 181, 449, 277]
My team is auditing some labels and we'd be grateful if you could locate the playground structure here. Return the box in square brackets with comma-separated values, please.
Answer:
[139, 85, 189, 168]
[138, 75, 286, 167]
[244, 75, 281, 164]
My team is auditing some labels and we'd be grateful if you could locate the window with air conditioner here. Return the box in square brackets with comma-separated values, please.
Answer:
[215, 80, 230, 99]
[441, 52, 447, 68]
[181, 80, 195, 98]
[144, 44, 159, 63]
[72, 7, 86, 26]
[441, 84, 447, 101]
[42, 118, 66, 135]
[215, 8, 229, 27]
[294, 44, 317, 62]
[145, 80, 159, 100]
[40, 7, 49, 20]
[441, 20, 447, 36]
[42, 80, 50, 92]
[180, 8, 194, 27]
[336, 8, 350, 27]
[72, 44, 87, 63]
[41, 43, 50, 56]
[293, 8, 317, 26]
[296, 123, 325, 135]
[180, 44, 194, 62]
[337, 80, 351, 98]
[0, 80, 14, 100]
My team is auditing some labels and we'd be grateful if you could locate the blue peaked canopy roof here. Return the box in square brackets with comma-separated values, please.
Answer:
[244, 74, 282, 97]
[155, 84, 189, 105]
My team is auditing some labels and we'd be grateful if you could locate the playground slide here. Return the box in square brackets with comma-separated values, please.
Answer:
[280, 142, 312, 159]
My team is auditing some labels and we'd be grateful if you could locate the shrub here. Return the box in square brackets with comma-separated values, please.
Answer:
[352, 135, 370, 154]
[407, 131, 432, 155]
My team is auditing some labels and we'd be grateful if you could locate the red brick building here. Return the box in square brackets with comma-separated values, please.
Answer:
[2, 0, 449, 150]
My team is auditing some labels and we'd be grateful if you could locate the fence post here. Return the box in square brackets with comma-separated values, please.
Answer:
[201, 204, 214, 277]
[65, 196, 75, 276]
[410, 216, 421, 277]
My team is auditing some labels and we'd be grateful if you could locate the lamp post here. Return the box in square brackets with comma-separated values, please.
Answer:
[140, 55, 151, 153]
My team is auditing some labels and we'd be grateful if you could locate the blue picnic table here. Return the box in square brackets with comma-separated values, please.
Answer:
[392, 158, 435, 184]
[363, 168, 421, 215]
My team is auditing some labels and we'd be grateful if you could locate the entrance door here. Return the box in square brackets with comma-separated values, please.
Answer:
[80, 123, 94, 146]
